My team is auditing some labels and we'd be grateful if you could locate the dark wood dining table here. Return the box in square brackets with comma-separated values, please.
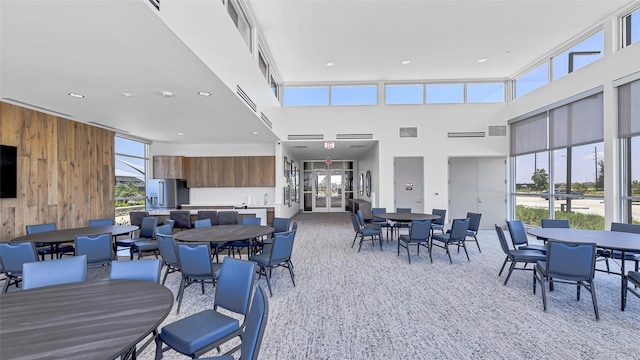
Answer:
[527, 227, 640, 311]
[10, 225, 139, 244]
[0, 280, 173, 360]
[174, 224, 275, 243]
[374, 213, 441, 239]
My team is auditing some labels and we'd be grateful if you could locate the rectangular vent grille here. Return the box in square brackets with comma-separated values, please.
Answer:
[447, 131, 486, 138]
[260, 112, 272, 129]
[148, 0, 159, 10]
[336, 133, 373, 140]
[236, 85, 257, 112]
[2, 97, 73, 118]
[288, 134, 324, 140]
[488, 125, 507, 136]
[399, 127, 418, 138]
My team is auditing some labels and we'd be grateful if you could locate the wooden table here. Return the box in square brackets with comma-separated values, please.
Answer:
[0, 280, 173, 360]
[527, 227, 640, 311]
[10, 225, 139, 244]
[375, 213, 441, 239]
[174, 224, 275, 243]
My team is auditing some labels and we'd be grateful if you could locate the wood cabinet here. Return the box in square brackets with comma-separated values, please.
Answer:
[153, 156, 186, 179]
[185, 156, 275, 188]
[186, 157, 212, 187]
[248, 156, 275, 187]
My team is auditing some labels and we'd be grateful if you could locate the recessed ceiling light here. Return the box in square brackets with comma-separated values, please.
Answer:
[122, 92, 133, 98]
[162, 91, 174, 97]
[505, 50, 512, 55]
[401, 59, 411, 65]
[68, 93, 84, 98]
[177, 132, 185, 136]
[252, 131, 259, 135]
[326, 61, 335, 67]
[197, 91, 211, 96]
[477, 58, 487, 63]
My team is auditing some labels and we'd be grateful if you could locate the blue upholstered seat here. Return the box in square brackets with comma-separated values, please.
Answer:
[160, 310, 239, 355]
[430, 209, 447, 235]
[75, 232, 114, 267]
[249, 230, 296, 296]
[229, 217, 261, 258]
[109, 259, 162, 283]
[430, 218, 470, 264]
[465, 212, 482, 252]
[26, 222, 74, 260]
[118, 216, 156, 251]
[507, 220, 547, 254]
[174, 242, 220, 314]
[350, 213, 382, 252]
[0, 241, 39, 293]
[372, 207, 393, 240]
[495, 225, 545, 285]
[624, 271, 640, 310]
[156, 233, 180, 285]
[88, 218, 114, 227]
[398, 219, 431, 263]
[22, 255, 87, 290]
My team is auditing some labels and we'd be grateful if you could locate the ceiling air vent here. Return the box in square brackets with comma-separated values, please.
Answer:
[447, 131, 485, 138]
[399, 127, 418, 138]
[260, 112, 272, 129]
[236, 85, 257, 112]
[488, 125, 507, 136]
[288, 134, 324, 140]
[336, 133, 373, 140]
[3, 98, 73, 118]
[291, 145, 308, 149]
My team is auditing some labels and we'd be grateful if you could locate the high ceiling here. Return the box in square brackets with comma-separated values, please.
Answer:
[1, 0, 636, 160]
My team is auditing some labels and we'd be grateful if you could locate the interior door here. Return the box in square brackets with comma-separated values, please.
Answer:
[312, 171, 328, 212]
[394, 157, 424, 212]
[312, 170, 344, 212]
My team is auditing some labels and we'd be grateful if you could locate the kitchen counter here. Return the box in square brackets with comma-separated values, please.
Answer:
[148, 208, 270, 225]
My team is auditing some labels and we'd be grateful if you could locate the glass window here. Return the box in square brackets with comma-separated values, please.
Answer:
[623, 8, 640, 47]
[114, 137, 147, 226]
[425, 83, 463, 104]
[385, 84, 423, 104]
[467, 83, 504, 103]
[227, 0, 252, 51]
[552, 31, 603, 80]
[515, 63, 549, 98]
[258, 51, 268, 79]
[269, 73, 278, 99]
[514, 151, 550, 226]
[283, 87, 329, 106]
[330, 85, 377, 106]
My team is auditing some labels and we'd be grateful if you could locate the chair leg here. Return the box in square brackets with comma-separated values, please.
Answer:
[161, 267, 169, 285]
[474, 235, 481, 252]
[462, 241, 470, 262]
[590, 282, 599, 320]
[351, 234, 358, 248]
[499, 257, 509, 276]
[287, 260, 296, 286]
[176, 277, 186, 314]
[407, 243, 411, 264]
[264, 266, 273, 297]
[504, 262, 517, 285]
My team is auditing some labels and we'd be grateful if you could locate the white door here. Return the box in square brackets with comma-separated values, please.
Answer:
[394, 157, 424, 212]
[312, 170, 344, 212]
[449, 157, 506, 229]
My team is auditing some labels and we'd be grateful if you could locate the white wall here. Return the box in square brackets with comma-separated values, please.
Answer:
[356, 142, 379, 206]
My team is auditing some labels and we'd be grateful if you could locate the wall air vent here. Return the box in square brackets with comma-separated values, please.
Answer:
[447, 131, 485, 138]
[260, 112, 273, 129]
[336, 133, 373, 140]
[88, 122, 131, 133]
[488, 125, 507, 136]
[236, 85, 257, 112]
[2, 98, 73, 118]
[291, 145, 309, 149]
[148, 0, 159, 10]
[399, 127, 418, 138]
[288, 134, 324, 140]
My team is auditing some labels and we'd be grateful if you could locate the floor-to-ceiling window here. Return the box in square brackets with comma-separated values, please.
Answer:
[619, 78, 640, 224]
[114, 136, 148, 225]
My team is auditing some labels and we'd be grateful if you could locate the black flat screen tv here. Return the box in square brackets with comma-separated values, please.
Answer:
[1, 145, 17, 198]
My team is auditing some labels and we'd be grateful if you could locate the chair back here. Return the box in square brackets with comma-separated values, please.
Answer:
[541, 219, 570, 228]
[449, 219, 469, 241]
[506, 220, 529, 247]
[270, 231, 295, 263]
[0, 242, 38, 274]
[218, 211, 239, 225]
[155, 224, 173, 237]
[197, 210, 218, 226]
[193, 218, 212, 228]
[139, 217, 158, 238]
[372, 208, 387, 224]
[22, 255, 87, 290]
[74, 233, 113, 266]
[409, 219, 431, 241]
[494, 225, 512, 255]
[170, 211, 192, 229]
[156, 233, 179, 267]
[240, 286, 269, 360]
[176, 243, 214, 277]
[129, 211, 149, 227]
[350, 213, 363, 233]
[109, 259, 162, 283]
[88, 218, 114, 227]
[26, 223, 56, 234]
[356, 210, 366, 227]
[215, 257, 256, 315]
[466, 212, 482, 232]
[242, 217, 262, 225]
[431, 209, 446, 226]
[397, 208, 411, 213]
[272, 217, 291, 233]
[545, 241, 596, 282]
[291, 222, 298, 233]
[611, 222, 640, 234]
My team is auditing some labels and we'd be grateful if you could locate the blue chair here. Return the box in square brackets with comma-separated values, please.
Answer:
[507, 220, 547, 253]
[130, 223, 173, 260]
[541, 219, 570, 229]
[88, 218, 114, 227]
[229, 217, 261, 258]
[392, 208, 412, 238]
[372, 207, 393, 241]
[0, 242, 39, 293]
[163, 219, 176, 229]
[155, 257, 257, 358]
[430, 218, 470, 264]
[624, 271, 640, 310]
[350, 213, 382, 252]
[22, 255, 87, 290]
[170, 210, 192, 230]
[465, 212, 482, 252]
[198, 286, 269, 360]
[249, 230, 296, 296]
[609, 222, 640, 274]
[198, 211, 218, 226]
[257, 217, 290, 252]
[398, 219, 431, 264]
[156, 233, 180, 285]
[26, 222, 74, 260]
[194, 218, 228, 263]
[109, 259, 162, 283]
[194, 218, 213, 228]
[174, 242, 220, 314]
[430, 209, 447, 235]
[74, 232, 114, 267]
[495, 225, 545, 285]
[533, 240, 599, 320]
[117, 216, 157, 252]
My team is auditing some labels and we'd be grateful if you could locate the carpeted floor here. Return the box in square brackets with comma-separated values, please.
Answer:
[88, 213, 639, 359]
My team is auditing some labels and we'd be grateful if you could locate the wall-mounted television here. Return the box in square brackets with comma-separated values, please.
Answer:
[1, 145, 17, 198]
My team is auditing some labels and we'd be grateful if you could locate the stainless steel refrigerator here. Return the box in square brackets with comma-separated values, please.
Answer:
[146, 179, 190, 210]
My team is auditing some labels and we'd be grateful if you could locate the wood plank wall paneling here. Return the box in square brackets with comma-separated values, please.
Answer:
[0, 102, 115, 241]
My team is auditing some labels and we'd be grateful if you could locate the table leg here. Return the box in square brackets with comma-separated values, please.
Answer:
[621, 250, 626, 311]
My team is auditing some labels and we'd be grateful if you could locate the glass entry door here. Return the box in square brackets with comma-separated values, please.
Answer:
[312, 170, 344, 212]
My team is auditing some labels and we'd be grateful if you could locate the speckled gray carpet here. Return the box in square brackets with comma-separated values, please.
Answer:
[89, 213, 640, 359]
